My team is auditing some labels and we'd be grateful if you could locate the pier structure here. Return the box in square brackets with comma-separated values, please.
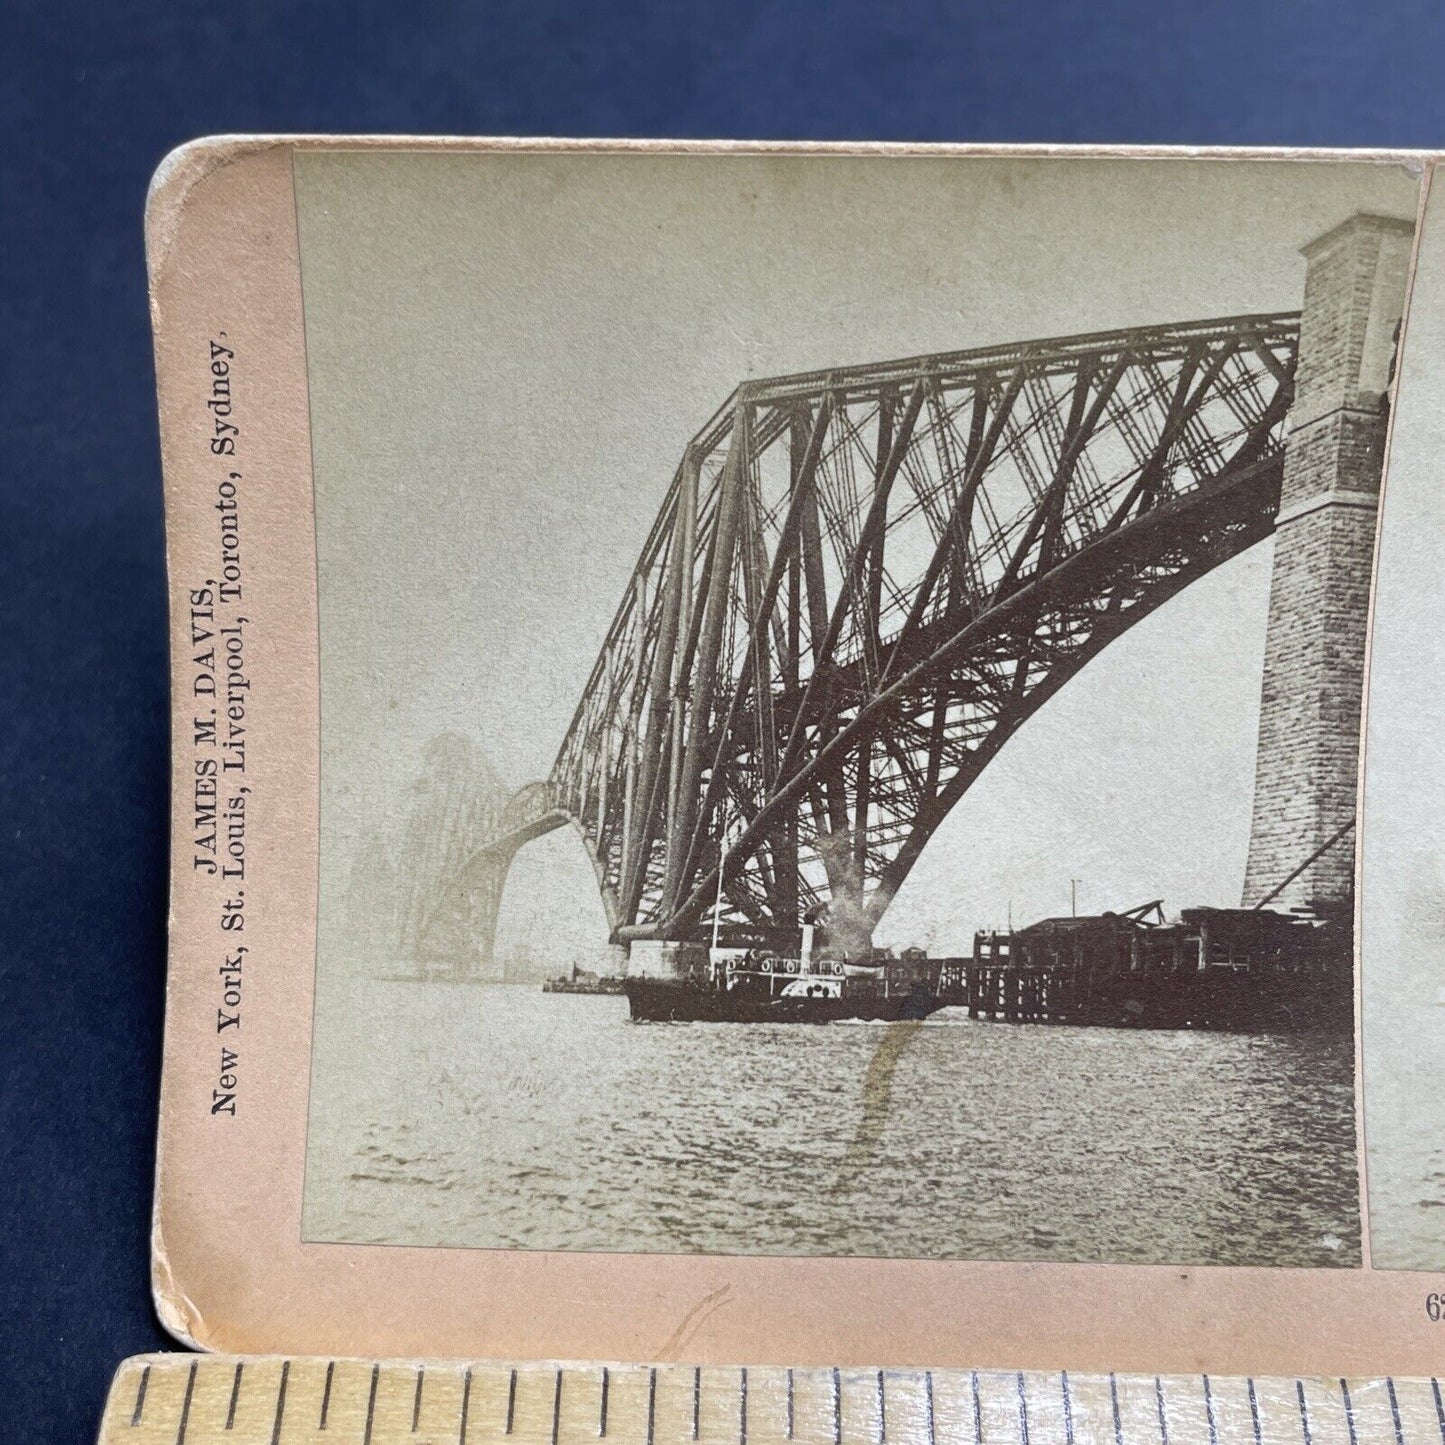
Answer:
[426, 212, 1412, 979]
[949, 905, 1351, 1030]
[1242, 214, 1414, 911]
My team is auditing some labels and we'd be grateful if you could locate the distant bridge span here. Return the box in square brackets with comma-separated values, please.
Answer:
[430, 311, 1302, 962]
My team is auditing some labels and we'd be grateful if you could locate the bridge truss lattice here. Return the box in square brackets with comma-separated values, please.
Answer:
[519, 313, 1301, 951]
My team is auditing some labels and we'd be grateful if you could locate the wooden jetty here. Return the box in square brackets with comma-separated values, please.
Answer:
[934, 901, 1352, 1031]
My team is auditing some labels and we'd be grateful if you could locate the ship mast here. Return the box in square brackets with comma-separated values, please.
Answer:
[709, 805, 727, 959]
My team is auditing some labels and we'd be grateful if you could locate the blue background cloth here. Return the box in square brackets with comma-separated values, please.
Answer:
[1, 2, 1441, 1437]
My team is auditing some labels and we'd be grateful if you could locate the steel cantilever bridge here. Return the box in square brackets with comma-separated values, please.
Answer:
[438, 312, 1302, 962]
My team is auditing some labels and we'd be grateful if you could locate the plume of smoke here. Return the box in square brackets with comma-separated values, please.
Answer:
[815, 827, 874, 958]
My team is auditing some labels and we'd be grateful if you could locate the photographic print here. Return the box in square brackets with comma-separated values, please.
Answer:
[288, 151, 1418, 1268]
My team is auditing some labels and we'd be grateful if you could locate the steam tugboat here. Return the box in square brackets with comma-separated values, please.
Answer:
[623, 934, 942, 1024]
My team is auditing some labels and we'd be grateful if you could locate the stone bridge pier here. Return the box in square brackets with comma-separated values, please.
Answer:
[1243, 213, 1415, 911]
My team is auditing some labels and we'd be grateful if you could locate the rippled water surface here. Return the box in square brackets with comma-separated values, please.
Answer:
[1363, 1001, 1445, 1269]
[304, 979, 1359, 1265]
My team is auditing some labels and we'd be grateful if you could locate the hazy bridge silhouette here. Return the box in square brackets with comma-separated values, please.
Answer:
[426, 310, 1304, 966]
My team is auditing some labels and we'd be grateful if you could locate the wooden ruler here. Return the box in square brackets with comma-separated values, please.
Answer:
[98, 1357, 1445, 1445]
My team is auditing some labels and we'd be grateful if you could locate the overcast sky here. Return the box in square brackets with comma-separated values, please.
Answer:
[295, 149, 1419, 962]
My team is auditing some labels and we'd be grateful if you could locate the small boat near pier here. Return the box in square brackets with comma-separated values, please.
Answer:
[624, 950, 940, 1024]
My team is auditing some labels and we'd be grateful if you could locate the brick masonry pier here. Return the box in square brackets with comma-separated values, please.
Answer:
[1243, 213, 1415, 911]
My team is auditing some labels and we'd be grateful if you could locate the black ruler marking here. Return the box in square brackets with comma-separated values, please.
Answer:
[110, 1359, 1445, 1445]
[319, 1361, 336, 1430]
[1388, 1378, 1406, 1445]
[175, 1361, 198, 1445]
[131, 1365, 151, 1428]
[364, 1364, 380, 1445]
[225, 1364, 243, 1432]
[459, 1369, 473, 1445]
[269, 1362, 290, 1445]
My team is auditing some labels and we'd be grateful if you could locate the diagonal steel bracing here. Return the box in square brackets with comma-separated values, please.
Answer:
[473, 312, 1300, 956]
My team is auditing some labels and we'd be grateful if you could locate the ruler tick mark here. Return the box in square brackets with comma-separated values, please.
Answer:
[1388, 1378, 1406, 1445]
[226, 1364, 243, 1431]
[131, 1364, 151, 1427]
[118, 1358, 1445, 1445]
[364, 1364, 380, 1445]
[270, 1361, 290, 1445]
[320, 1361, 336, 1430]
[176, 1361, 197, 1445]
